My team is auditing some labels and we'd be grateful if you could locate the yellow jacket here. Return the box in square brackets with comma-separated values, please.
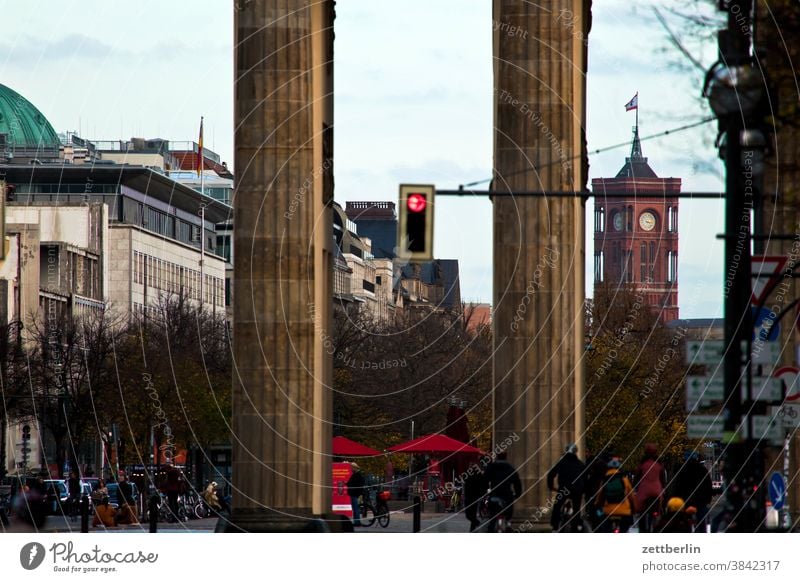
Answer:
[599, 469, 637, 517]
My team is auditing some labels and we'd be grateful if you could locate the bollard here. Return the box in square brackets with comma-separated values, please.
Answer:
[80, 494, 89, 533]
[413, 496, 421, 533]
[148, 494, 159, 533]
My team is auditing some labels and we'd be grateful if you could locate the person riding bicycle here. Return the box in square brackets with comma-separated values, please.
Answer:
[463, 463, 486, 532]
[673, 450, 712, 532]
[595, 458, 636, 532]
[547, 443, 586, 532]
[484, 451, 522, 532]
[634, 443, 667, 532]
[655, 497, 694, 533]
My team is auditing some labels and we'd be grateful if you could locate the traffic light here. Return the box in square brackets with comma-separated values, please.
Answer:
[398, 184, 435, 261]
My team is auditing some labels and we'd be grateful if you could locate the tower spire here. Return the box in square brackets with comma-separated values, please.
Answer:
[630, 124, 643, 161]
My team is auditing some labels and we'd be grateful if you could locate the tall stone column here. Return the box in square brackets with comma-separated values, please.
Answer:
[492, 0, 590, 518]
[755, 0, 800, 525]
[231, 0, 334, 531]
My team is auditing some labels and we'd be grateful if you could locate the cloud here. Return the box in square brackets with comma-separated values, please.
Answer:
[0, 34, 115, 65]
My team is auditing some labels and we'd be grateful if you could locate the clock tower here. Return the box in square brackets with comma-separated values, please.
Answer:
[592, 126, 681, 322]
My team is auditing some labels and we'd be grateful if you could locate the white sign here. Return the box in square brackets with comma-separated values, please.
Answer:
[685, 375, 782, 411]
[750, 341, 782, 365]
[686, 340, 725, 365]
[749, 376, 783, 401]
[776, 403, 800, 429]
[774, 367, 800, 401]
[751, 256, 787, 304]
[749, 414, 782, 442]
[686, 415, 724, 439]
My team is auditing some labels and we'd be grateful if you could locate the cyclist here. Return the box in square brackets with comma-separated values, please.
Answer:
[673, 451, 712, 532]
[634, 443, 666, 533]
[596, 458, 636, 532]
[463, 463, 486, 532]
[484, 452, 522, 532]
[547, 443, 586, 532]
[655, 497, 694, 533]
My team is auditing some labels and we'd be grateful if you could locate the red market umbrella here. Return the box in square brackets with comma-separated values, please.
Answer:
[387, 434, 482, 455]
[332, 436, 381, 457]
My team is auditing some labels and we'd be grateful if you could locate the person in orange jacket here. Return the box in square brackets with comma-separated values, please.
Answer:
[596, 458, 637, 532]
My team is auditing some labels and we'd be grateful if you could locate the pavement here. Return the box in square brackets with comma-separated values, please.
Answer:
[4, 511, 551, 533]
[2, 515, 219, 533]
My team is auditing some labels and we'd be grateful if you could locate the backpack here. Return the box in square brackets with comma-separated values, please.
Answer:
[603, 473, 626, 504]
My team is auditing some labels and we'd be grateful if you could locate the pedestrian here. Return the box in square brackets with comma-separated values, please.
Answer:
[634, 443, 667, 532]
[93, 497, 117, 528]
[547, 443, 586, 532]
[116, 473, 138, 525]
[162, 465, 185, 522]
[346, 462, 366, 527]
[596, 459, 636, 532]
[462, 463, 486, 532]
[67, 471, 81, 521]
[91, 479, 109, 505]
[203, 481, 222, 513]
[673, 451, 712, 531]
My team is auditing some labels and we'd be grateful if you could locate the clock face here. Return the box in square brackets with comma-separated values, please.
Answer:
[612, 212, 623, 231]
[639, 211, 656, 231]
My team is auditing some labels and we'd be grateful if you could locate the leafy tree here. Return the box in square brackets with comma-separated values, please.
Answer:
[586, 283, 691, 468]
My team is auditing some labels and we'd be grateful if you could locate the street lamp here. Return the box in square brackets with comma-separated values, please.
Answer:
[703, 62, 765, 119]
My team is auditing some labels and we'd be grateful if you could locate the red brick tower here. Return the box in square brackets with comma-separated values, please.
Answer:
[592, 126, 680, 322]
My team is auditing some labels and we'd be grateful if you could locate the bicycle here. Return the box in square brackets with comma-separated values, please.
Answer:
[375, 490, 391, 528]
[486, 495, 511, 533]
[555, 497, 589, 532]
[357, 493, 377, 527]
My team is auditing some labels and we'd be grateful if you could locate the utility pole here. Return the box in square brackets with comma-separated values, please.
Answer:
[705, 0, 769, 532]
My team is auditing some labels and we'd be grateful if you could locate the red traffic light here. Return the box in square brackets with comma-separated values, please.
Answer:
[407, 193, 427, 213]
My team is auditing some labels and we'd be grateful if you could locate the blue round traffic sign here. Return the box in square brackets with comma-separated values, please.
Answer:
[769, 472, 786, 510]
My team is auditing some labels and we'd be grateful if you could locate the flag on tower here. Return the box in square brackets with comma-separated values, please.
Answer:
[197, 117, 204, 177]
[625, 93, 638, 112]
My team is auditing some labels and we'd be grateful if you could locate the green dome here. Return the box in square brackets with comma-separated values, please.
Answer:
[0, 84, 60, 149]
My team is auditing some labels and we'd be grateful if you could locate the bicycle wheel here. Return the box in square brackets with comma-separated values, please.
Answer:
[360, 502, 377, 527]
[194, 502, 208, 519]
[377, 505, 390, 528]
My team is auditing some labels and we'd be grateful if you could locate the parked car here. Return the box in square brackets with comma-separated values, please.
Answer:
[106, 482, 139, 509]
[43, 480, 69, 515]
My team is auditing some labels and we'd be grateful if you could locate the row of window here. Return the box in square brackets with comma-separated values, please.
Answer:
[594, 249, 678, 284]
[594, 206, 678, 233]
[133, 251, 224, 307]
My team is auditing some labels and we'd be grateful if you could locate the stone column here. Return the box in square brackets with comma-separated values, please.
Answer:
[492, 0, 590, 518]
[230, 0, 334, 532]
[755, 0, 800, 525]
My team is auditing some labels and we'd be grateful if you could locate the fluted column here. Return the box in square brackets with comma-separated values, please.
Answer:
[492, 0, 590, 517]
[231, 0, 334, 531]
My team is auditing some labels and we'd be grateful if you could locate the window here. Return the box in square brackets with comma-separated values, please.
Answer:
[667, 251, 677, 283]
[626, 206, 633, 232]
[594, 206, 605, 232]
[640, 243, 647, 283]
[594, 252, 604, 282]
[649, 242, 656, 281]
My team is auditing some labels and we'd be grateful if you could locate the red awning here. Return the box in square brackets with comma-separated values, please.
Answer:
[387, 434, 482, 455]
[332, 436, 381, 457]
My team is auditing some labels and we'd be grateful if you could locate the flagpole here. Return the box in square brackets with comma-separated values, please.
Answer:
[199, 116, 205, 311]
[636, 92, 639, 132]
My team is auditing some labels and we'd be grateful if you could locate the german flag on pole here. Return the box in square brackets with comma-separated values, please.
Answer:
[197, 117, 204, 176]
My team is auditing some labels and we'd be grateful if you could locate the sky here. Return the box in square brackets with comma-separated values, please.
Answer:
[0, 0, 727, 318]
